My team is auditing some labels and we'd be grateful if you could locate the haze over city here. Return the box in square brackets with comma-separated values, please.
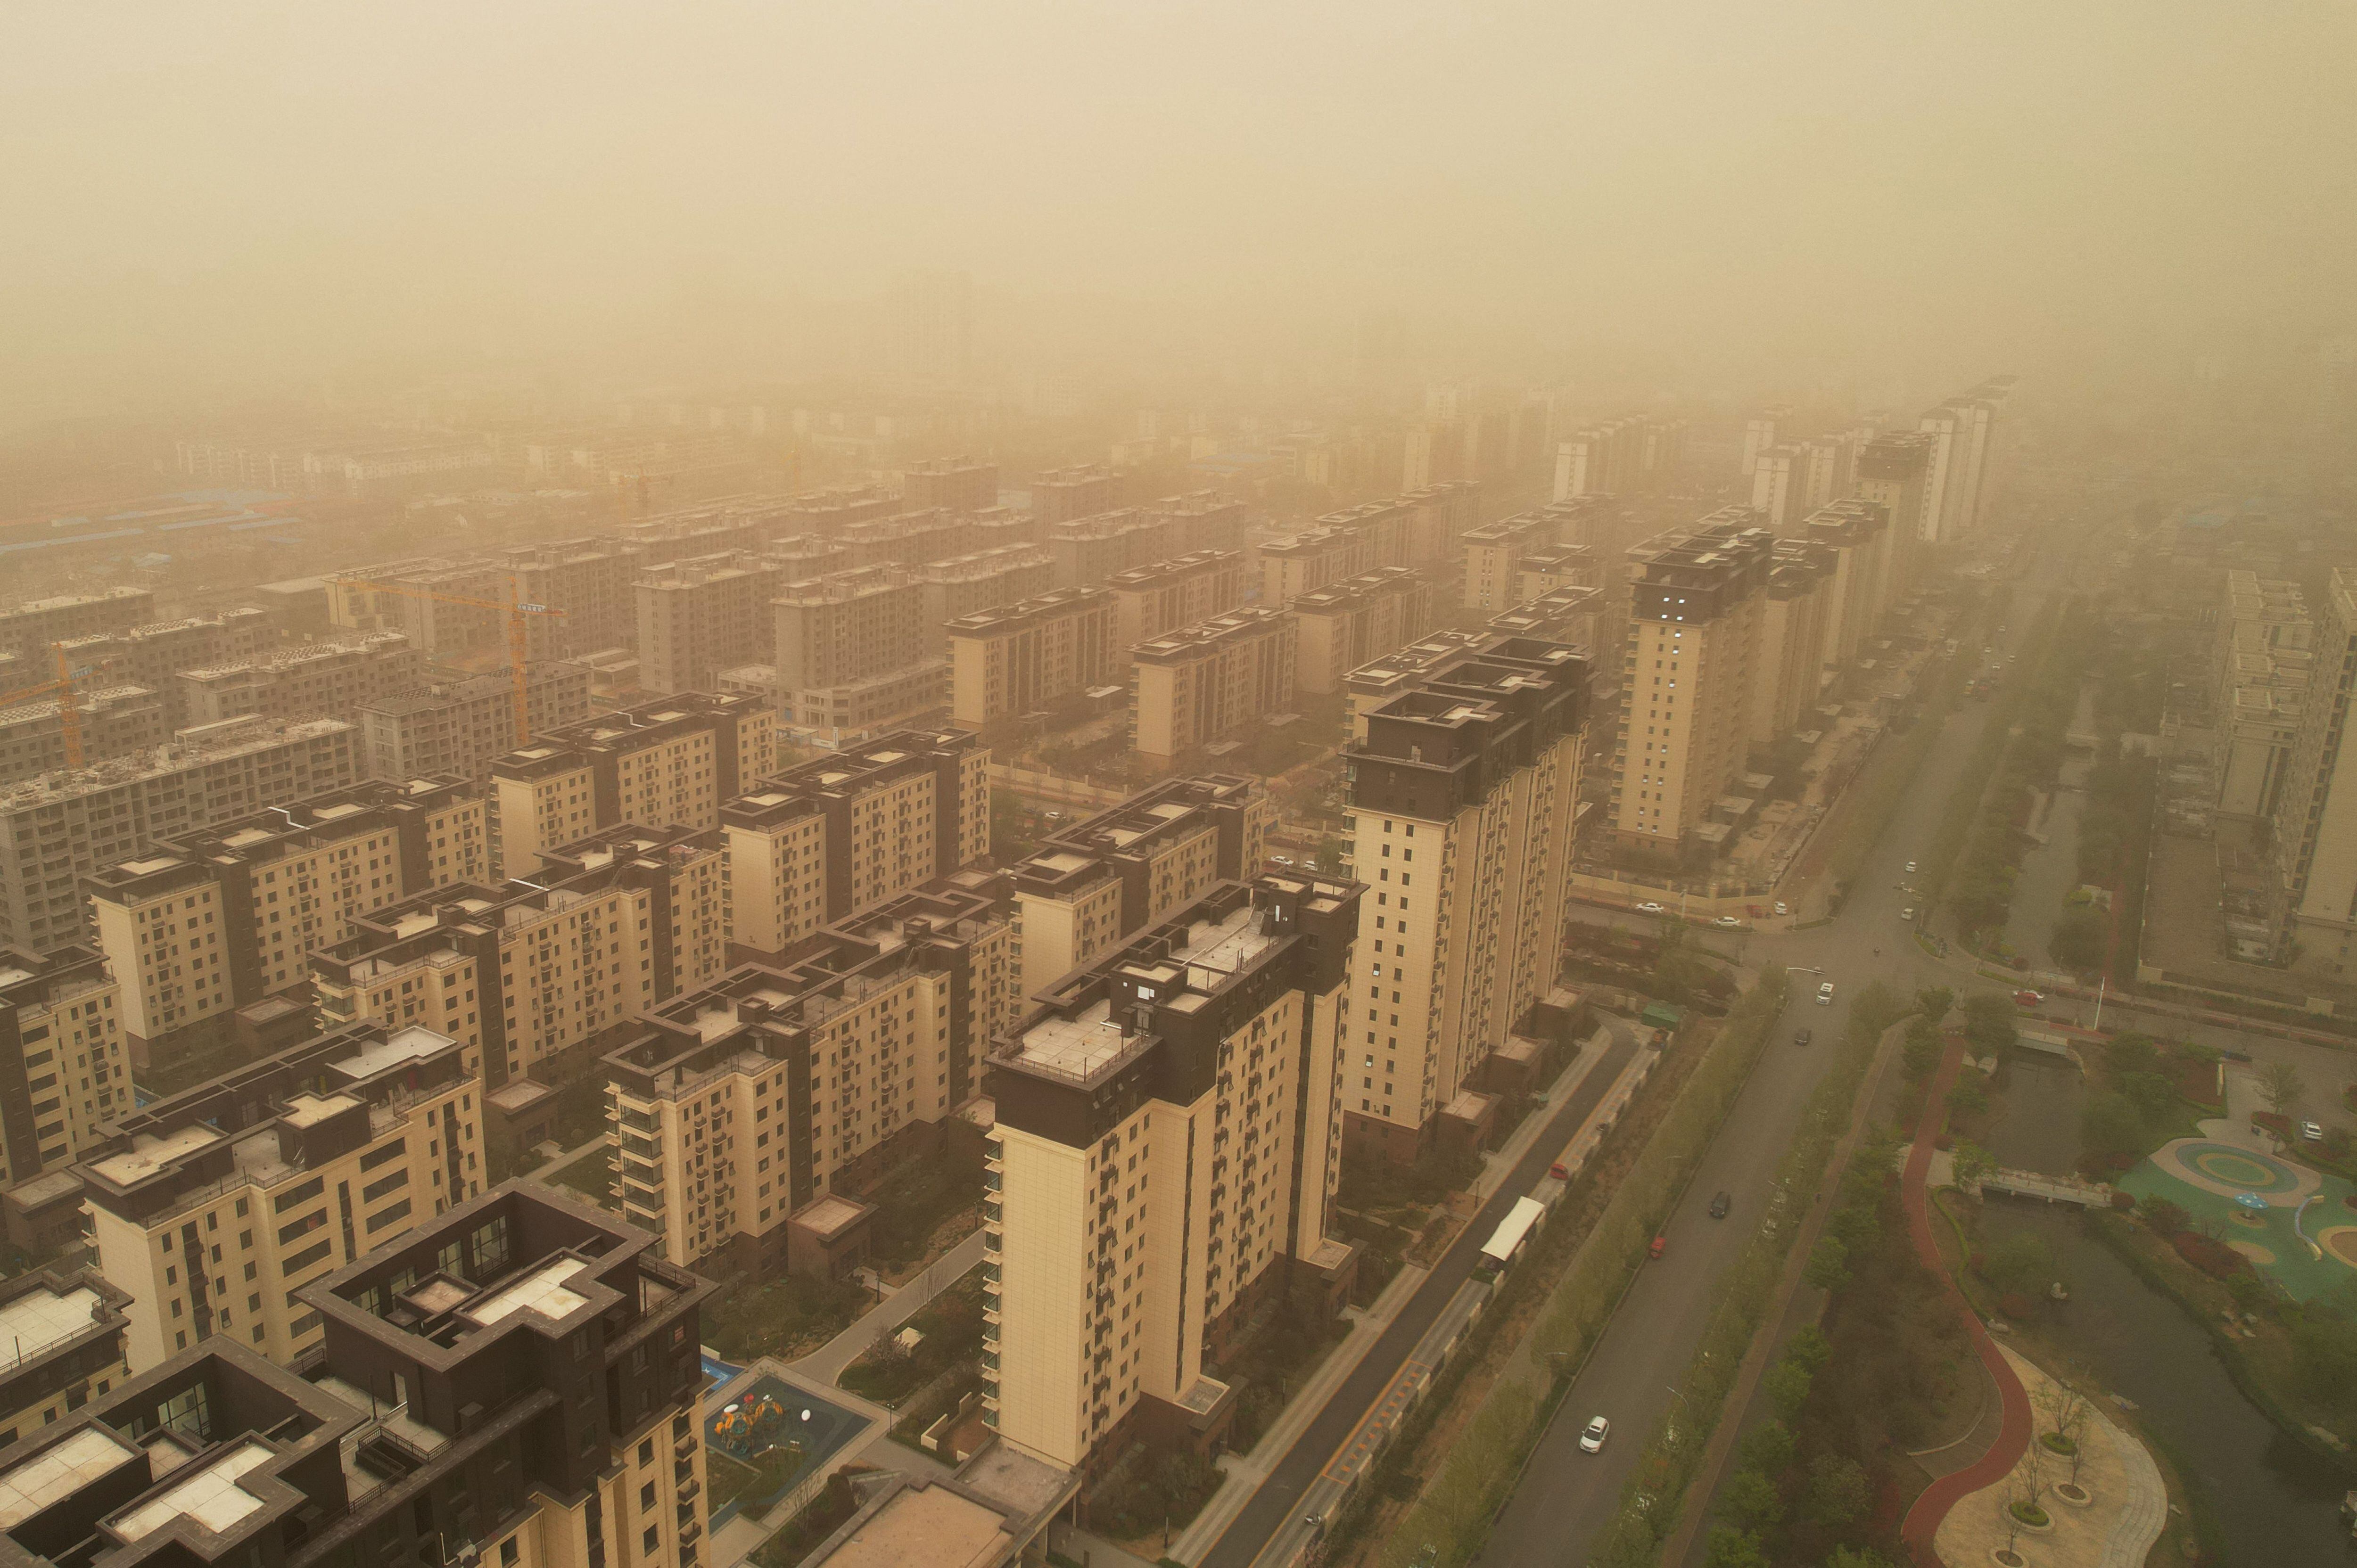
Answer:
[0, 8, 2349, 1568]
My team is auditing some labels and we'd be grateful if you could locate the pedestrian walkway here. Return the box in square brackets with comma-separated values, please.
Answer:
[1899, 1037, 2032, 1568]
[791, 1229, 987, 1385]
[1928, 1344, 2167, 1568]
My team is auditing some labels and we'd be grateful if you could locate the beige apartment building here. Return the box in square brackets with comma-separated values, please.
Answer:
[178, 632, 422, 730]
[1852, 432, 1933, 599]
[356, 662, 593, 785]
[773, 566, 931, 689]
[0, 687, 169, 786]
[1107, 550, 1246, 655]
[635, 551, 788, 693]
[605, 873, 1014, 1276]
[0, 946, 130, 1234]
[1130, 607, 1298, 765]
[0, 588, 156, 665]
[1341, 634, 1587, 1159]
[2215, 572, 2314, 824]
[722, 729, 990, 958]
[1030, 464, 1123, 525]
[948, 588, 1119, 731]
[490, 692, 772, 878]
[84, 776, 489, 1063]
[0, 717, 361, 954]
[494, 534, 647, 656]
[53, 608, 279, 729]
[903, 455, 1001, 513]
[1610, 515, 1775, 859]
[1254, 525, 1370, 607]
[0, 1269, 131, 1445]
[1006, 774, 1271, 998]
[80, 1019, 482, 1371]
[2274, 570, 2357, 976]
[310, 824, 729, 1096]
[1462, 512, 1555, 612]
[918, 546, 1057, 635]
[984, 874, 1363, 1469]
[1753, 542, 1836, 745]
[1047, 510, 1187, 590]
[1292, 567, 1435, 695]
[1802, 499, 1893, 670]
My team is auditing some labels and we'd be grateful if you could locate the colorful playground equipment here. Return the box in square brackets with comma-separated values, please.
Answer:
[711, 1390, 791, 1452]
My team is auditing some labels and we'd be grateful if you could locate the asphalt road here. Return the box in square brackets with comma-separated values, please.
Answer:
[1478, 584, 2057, 1568]
[1198, 1023, 1640, 1568]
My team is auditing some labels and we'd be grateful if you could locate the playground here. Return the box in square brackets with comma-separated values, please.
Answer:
[2118, 1136, 2357, 1302]
[704, 1376, 866, 1526]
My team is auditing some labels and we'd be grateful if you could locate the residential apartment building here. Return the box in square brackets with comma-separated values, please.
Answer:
[832, 509, 980, 572]
[0, 1185, 711, 1568]
[1006, 774, 1271, 999]
[903, 456, 1001, 513]
[0, 718, 361, 954]
[1047, 511, 1186, 591]
[948, 589, 1119, 732]
[2273, 570, 2357, 977]
[1852, 432, 1934, 599]
[1609, 515, 1775, 858]
[0, 945, 130, 1209]
[1029, 465, 1123, 526]
[722, 730, 990, 958]
[495, 535, 647, 656]
[357, 663, 594, 785]
[0, 1270, 130, 1444]
[2216, 572, 2313, 823]
[633, 552, 786, 694]
[1254, 526, 1369, 607]
[490, 692, 772, 878]
[309, 824, 729, 1094]
[605, 873, 1014, 1275]
[329, 560, 515, 661]
[1753, 543, 1836, 745]
[1553, 416, 1685, 499]
[1462, 512, 1554, 612]
[0, 589, 156, 665]
[55, 609, 280, 728]
[918, 547, 1057, 635]
[1802, 499, 1893, 670]
[0, 688, 170, 787]
[772, 567, 932, 691]
[1129, 607, 1298, 765]
[1341, 634, 1587, 1158]
[178, 634, 423, 730]
[1292, 568, 1435, 695]
[984, 873, 1363, 1468]
[85, 777, 490, 1063]
[1106, 552, 1246, 656]
[80, 1019, 483, 1371]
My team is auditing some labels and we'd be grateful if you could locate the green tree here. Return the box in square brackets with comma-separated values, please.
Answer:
[2261, 1061, 2306, 1121]
[1946, 1077, 1990, 1119]
[1786, 1324, 1833, 1372]
[2080, 1092, 2148, 1163]
[2292, 1312, 2357, 1403]
[1951, 1140, 1996, 1188]
[1805, 1454, 1871, 1528]
[1823, 1550, 1898, 1568]
[2105, 1032, 2159, 1076]
[1960, 993, 2019, 1053]
[1902, 1021, 1945, 1082]
[1915, 985, 1955, 1022]
[1702, 1528, 1771, 1568]
[1738, 1420, 1796, 1476]
[2139, 1194, 2188, 1236]
[1764, 1359, 1814, 1422]
[1720, 1468, 1784, 1532]
[2049, 906, 2108, 972]
[1984, 1231, 2057, 1297]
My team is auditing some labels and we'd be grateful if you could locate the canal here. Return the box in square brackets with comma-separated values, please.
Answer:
[1979, 1055, 2352, 1560]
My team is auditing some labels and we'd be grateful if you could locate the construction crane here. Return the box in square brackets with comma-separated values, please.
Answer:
[0, 644, 92, 769]
[330, 576, 568, 747]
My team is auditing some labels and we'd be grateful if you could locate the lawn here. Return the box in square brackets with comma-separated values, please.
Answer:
[545, 1143, 618, 1211]
[838, 1268, 984, 1406]
[863, 1137, 985, 1270]
[703, 1271, 869, 1363]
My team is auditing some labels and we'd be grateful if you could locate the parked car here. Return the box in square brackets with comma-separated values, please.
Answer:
[1773, 901, 1789, 915]
[1904, 860, 1918, 874]
[1793, 1027, 1813, 1047]
[1636, 901, 1665, 914]
[2305, 1122, 2327, 1143]
[1816, 981, 1836, 1005]
[1709, 1191, 1732, 1218]
[1900, 907, 1916, 921]
[1648, 1234, 1668, 1259]
[1550, 1161, 1571, 1181]
[2013, 989, 2043, 1007]
[1580, 1417, 1611, 1453]
[1714, 915, 1741, 928]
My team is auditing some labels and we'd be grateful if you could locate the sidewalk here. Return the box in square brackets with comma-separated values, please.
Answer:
[1167, 1023, 1622, 1565]
[792, 1229, 988, 1385]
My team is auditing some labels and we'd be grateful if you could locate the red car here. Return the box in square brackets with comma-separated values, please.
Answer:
[2014, 989, 2043, 1007]
[1648, 1235, 1668, 1259]
[1549, 1161, 1571, 1181]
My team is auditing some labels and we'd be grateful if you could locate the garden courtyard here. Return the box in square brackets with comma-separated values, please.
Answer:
[2118, 1134, 2357, 1301]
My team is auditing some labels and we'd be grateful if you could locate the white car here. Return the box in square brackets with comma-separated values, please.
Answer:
[2304, 1122, 2326, 1143]
[1900, 907, 1916, 921]
[1904, 861, 1918, 874]
[1636, 901, 1664, 914]
[1773, 901, 1788, 916]
[1579, 1416, 1610, 1453]
[1714, 915, 1740, 928]
[1816, 981, 1836, 1006]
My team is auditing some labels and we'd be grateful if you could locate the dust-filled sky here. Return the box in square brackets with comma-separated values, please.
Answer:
[3, 2, 2352, 413]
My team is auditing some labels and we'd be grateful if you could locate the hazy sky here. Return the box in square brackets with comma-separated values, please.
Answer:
[3, 2, 2351, 413]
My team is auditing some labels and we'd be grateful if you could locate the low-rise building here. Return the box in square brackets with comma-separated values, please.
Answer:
[79, 1019, 482, 1370]
[605, 873, 1014, 1275]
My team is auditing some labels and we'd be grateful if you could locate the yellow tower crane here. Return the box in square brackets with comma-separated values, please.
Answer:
[329, 576, 568, 747]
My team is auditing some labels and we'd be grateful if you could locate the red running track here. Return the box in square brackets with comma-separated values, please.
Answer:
[1899, 1036, 2032, 1567]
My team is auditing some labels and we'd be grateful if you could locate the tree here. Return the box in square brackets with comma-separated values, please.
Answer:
[2079, 1092, 2148, 1163]
[1721, 1468, 1784, 1531]
[1902, 1022, 1945, 1082]
[2292, 1311, 2357, 1403]
[1786, 1324, 1833, 1372]
[2138, 1195, 2188, 1236]
[1702, 1528, 1771, 1568]
[1946, 1077, 1990, 1119]
[1951, 1139, 1996, 1189]
[1823, 1550, 1898, 1568]
[1738, 1420, 1795, 1476]
[2036, 1379, 2093, 1485]
[1915, 985, 1954, 1022]
[2105, 1032, 2159, 1077]
[2260, 1061, 2306, 1121]
[2048, 906, 2108, 973]
[1805, 1454, 1871, 1528]
[1764, 1359, 1814, 1422]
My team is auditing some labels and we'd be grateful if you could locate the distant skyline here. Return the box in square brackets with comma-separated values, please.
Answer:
[2, 3, 2351, 420]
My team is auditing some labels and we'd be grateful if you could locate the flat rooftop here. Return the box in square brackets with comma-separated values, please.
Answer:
[0, 1428, 139, 1529]
[109, 1440, 273, 1541]
[0, 1282, 103, 1369]
[818, 1484, 1014, 1568]
[465, 1256, 589, 1328]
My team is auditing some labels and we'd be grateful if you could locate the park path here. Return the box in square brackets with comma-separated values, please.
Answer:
[1899, 1036, 2033, 1567]
[792, 1230, 988, 1385]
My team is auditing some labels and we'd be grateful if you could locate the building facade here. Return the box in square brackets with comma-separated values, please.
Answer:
[948, 589, 1119, 732]
[357, 664, 594, 785]
[1291, 568, 1435, 695]
[1129, 608, 1299, 764]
